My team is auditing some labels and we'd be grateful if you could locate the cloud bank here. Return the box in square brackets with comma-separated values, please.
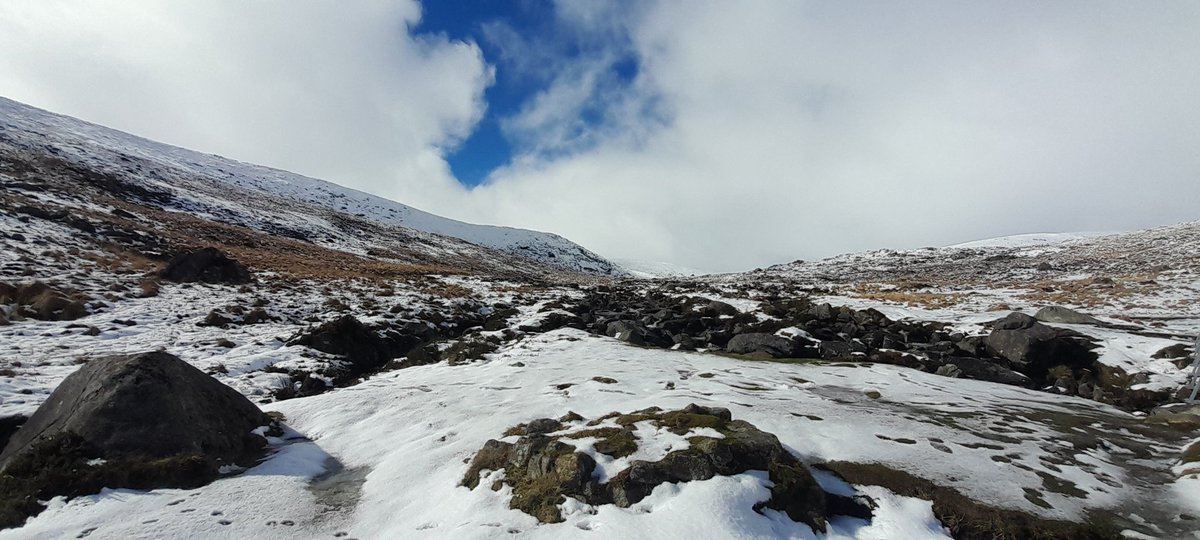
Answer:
[3, 1, 1199, 272]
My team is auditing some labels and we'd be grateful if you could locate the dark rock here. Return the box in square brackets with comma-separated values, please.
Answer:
[1153, 343, 1192, 360]
[726, 333, 801, 358]
[819, 341, 855, 360]
[198, 310, 233, 327]
[985, 312, 1098, 381]
[518, 311, 581, 333]
[0, 352, 270, 528]
[0, 415, 27, 455]
[938, 356, 1028, 386]
[525, 418, 563, 435]
[440, 335, 500, 366]
[159, 247, 250, 284]
[704, 300, 740, 316]
[288, 315, 397, 378]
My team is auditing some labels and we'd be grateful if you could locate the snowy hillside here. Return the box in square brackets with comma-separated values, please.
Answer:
[948, 231, 1114, 249]
[610, 258, 707, 278]
[0, 97, 622, 276]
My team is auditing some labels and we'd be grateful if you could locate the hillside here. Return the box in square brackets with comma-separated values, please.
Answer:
[0, 97, 623, 277]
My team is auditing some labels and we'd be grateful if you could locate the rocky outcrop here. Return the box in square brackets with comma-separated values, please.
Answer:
[159, 247, 251, 284]
[460, 405, 872, 531]
[985, 312, 1099, 381]
[0, 352, 271, 528]
[287, 315, 403, 380]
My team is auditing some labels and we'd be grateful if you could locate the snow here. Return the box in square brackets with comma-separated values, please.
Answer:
[6, 328, 1191, 538]
[611, 258, 709, 278]
[948, 232, 1114, 249]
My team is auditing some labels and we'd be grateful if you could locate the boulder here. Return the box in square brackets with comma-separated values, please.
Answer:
[0, 352, 270, 528]
[726, 333, 801, 358]
[985, 312, 1098, 380]
[1034, 306, 1104, 326]
[159, 247, 250, 284]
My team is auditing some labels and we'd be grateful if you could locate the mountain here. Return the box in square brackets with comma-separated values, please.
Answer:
[0, 97, 623, 277]
[1, 97, 1199, 538]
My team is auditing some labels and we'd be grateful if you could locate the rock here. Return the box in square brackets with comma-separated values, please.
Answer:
[0, 415, 27, 456]
[517, 311, 580, 333]
[819, 341, 855, 360]
[938, 356, 1028, 386]
[1153, 343, 1193, 361]
[525, 418, 563, 435]
[725, 333, 800, 358]
[1034, 306, 1104, 326]
[288, 315, 397, 379]
[440, 335, 500, 366]
[606, 320, 670, 347]
[463, 405, 871, 531]
[985, 312, 1098, 381]
[159, 247, 250, 284]
[0, 352, 270, 528]
[705, 300, 740, 316]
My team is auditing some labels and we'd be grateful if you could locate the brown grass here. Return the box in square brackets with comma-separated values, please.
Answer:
[847, 283, 968, 309]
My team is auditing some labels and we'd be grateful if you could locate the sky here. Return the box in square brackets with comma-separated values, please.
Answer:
[1, 1, 1199, 273]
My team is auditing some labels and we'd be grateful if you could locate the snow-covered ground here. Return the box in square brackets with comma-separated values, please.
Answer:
[8, 328, 1195, 539]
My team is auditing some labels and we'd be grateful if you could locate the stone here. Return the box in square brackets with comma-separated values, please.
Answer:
[0, 352, 270, 528]
[726, 333, 800, 358]
[985, 312, 1098, 380]
[288, 315, 400, 380]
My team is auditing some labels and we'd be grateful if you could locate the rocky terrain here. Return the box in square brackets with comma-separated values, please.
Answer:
[1, 99, 1199, 539]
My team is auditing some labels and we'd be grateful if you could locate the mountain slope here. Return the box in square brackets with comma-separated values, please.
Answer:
[0, 97, 622, 276]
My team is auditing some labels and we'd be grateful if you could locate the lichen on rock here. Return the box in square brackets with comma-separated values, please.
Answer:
[460, 404, 873, 530]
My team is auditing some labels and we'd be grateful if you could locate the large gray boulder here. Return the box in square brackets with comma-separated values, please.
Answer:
[0, 352, 271, 528]
[986, 312, 1098, 380]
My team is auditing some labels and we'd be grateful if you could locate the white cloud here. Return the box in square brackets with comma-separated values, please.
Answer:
[440, 1, 1200, 271]
[0, 0, 491, 196]
[3, 1, 1199, 273]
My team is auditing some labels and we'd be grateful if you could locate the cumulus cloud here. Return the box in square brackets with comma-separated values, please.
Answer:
[0, 0, 491, 196]
[444, 1, 1200, 271]
[3, 1, 1200, 273]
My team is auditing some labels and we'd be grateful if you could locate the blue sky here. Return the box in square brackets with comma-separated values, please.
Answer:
[416, 1, 639, 187]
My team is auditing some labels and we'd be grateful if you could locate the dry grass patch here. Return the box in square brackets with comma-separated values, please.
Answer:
[847, 283, 968, 309]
